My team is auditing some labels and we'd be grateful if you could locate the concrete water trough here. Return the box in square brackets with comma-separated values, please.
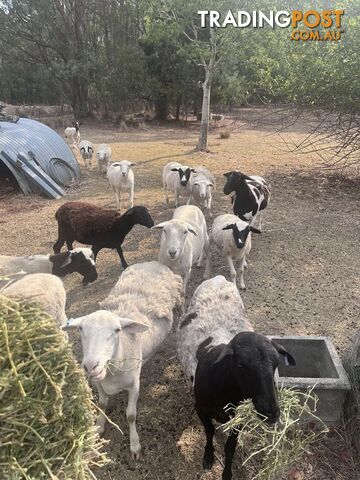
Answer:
[269, 335, 351, 425]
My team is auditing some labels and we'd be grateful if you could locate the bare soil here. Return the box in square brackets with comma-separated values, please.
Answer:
[1, 113, 359, 480]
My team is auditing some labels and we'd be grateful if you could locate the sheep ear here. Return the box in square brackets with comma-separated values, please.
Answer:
[171, 168, 180, 172]
[188, 227, 197, 236]
[130, 162, 136, 167]
[62, 317, 83, 331]
[213, 344, 233, 364]
[151, 221, 168, 230]
[223, 172, 231, 177]
[271, 340, 296, 366]
[209, 182, 215, 189]
[89, 147, 94, 153]
[60, 252, 72, 268]
[119, 317, 149, 334]
[190, 168, 196, 173]
[250, 227, 261, 234]
[222, 224, 235, 231]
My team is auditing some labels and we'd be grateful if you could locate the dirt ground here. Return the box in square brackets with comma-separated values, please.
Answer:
[1, 112, 359, 479]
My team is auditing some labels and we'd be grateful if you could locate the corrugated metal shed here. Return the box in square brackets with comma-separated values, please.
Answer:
[0, 117, 80, 197]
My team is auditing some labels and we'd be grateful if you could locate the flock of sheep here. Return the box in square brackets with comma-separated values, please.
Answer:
[0, 123, 296, 480]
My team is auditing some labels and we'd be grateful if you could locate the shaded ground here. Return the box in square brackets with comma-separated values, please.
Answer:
[1, 114, 359, 479]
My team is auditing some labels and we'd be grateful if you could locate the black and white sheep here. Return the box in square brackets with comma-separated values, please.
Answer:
[208, 214, 261, 289]
[3, 273, 68, 327]
[64, 261, 182, 459]
[64, 121, 81, 145]
[163, 162, 196, 207]
[0, 248, 98, 285]
[53, 202, 154, 270]
[177, 276, 295, 480]
[223, 171, 271, 229]
[107, 161, 136, 212]
[79, 140, 94, 168]
[187, 166, 215, 216]
[96, 144, 112, 173]
[152, 205, 209, 292]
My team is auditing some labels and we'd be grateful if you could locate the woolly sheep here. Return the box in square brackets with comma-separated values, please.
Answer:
[187, 166, 215, 215]
[79, 140, 94, 167]
[209, 214, 261, 289]
[53, 202, 154, 270]
[152, 205, 210, 292]
[0, 248, 98, 286]
[177, 276, 296, 480]
[107, 161, 136, 212]
[96, 144, 112, 173]
[64, 261, 182, 459]
[163, 162, 196, 208]
[3, 273, 68, 327]
[64, 121, 81, 145]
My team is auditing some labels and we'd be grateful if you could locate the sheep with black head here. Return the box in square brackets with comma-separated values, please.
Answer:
[177, 276, 295, 480]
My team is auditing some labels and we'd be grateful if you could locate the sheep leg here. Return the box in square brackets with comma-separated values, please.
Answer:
[222, 432, 239, 480]
[66, 239, 74, 250]
[95, 382, 109, 435]
[174, 190, 179, 208]
[126, 381, 141, 460]
[53, 229, 66, 254]
[197, 411, 215, 470]
[116, 246, 128, 269]
[227, 255, 237, 284]
[129, 186, 134, 209]
[238, 256, 246, 290]
[257, 212, 262, 230]
[114, 189, 121, 211]
[207, 194, 212, 217]
[164, 186, 169, 206]
[186, 194, 192, 205]
[92, 245, 102, 261]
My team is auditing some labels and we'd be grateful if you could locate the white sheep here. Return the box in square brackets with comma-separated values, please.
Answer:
[79, 140, 94, 167]
[187, 166, 215, 215]
[209, 214, 261, 289]
[63, 261, 182, 460]
[152, 205, 210, 292]
[2, 273, 68, 327]
[163, 162, 196, 207]
[64, 121, 81, 145]
[96, 144, 112, 173]
[107, 161, 135, 212]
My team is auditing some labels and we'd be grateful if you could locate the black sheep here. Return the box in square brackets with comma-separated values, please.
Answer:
[53, 202, 154, 269]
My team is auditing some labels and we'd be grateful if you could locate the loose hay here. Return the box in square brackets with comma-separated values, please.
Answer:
[0, 294, 109, 480]
[223, 388, 328, 480]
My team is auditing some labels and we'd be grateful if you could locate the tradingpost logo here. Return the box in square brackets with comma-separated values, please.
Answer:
[198, 10, 345, 41]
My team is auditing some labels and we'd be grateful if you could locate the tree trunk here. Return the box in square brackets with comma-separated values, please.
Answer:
[155, 96, 169, 120]
[197, 68, 212, 151]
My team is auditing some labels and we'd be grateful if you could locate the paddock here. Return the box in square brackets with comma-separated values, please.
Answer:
[0, 112, 359, 479]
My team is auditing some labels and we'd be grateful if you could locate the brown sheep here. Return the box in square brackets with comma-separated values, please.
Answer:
[53, 202, 154, 269]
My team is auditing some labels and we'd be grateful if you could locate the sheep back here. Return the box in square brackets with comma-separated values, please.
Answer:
[3, 273, 67, 327]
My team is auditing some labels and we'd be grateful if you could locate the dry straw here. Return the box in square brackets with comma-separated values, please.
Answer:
[0, 294, 109, 480]
[222, 387, 328, 480]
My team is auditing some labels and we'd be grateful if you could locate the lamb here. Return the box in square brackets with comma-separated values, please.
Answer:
[177, 276, 296, 480]
[208, 214, 261, 289]
[152, 205, 210, 292]
[64, 121, 81, 145]
[96, 144, 112, 173]
[223, 171, 271, 229]
[63, 261, 182, 459]
[3, 273, 68, 327]
[0, 247, 98, 285]
[107, 161, 135, 212]
[53, 202, 154, 269]
[79, 140, 94, 167]
[163, 162, 196, 207]
[187, 166, 215, 215]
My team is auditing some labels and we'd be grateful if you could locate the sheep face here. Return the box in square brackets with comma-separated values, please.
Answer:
[223, 171, 244, 195]
[63, 311, 148, 381]
[153, 219, 197, 260]
[80, 145, 94, 159]
[192, 180, 214, 199]
[171, 166, 196, 186]
[222, 223, 261, 249]
[213, 331, 295, 423]
[49, 248, 98, 285]
[72, 121, 81, 131]
[112, 160, 135, 177]
[120, 206, 154, 228]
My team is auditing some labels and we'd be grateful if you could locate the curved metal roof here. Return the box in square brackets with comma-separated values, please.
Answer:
[0, 118, 80, 193]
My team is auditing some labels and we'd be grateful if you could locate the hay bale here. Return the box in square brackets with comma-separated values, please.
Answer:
[223, 388, 328, 480]
[0, 294, 108, 479]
